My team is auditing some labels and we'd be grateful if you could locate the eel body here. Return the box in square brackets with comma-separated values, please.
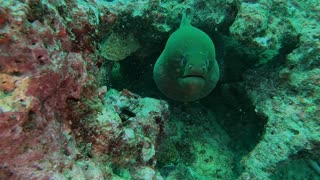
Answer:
[153, 13, 220, 101]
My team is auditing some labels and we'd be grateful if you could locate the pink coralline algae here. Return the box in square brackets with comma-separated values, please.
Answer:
[0, 1, 101, 179]
[0, 2, 169, 178]
[75, 89, 169, 179]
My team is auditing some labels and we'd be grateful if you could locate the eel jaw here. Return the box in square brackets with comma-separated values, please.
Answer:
[182, 74, 205, 80]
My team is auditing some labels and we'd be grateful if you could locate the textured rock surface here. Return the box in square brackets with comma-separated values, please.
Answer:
[101, 32, 140, 61]
[158, 104, 235, 179]
[230, 1, 302, 64]
[236, 0, 320, 179]
[0, 1, 96, 179]
[107, 0, 320, 177]
[0, 0, 168, 179]
[73, 89, 168, 179]
[1, 0, 319, 179]
[102, 0, 239, 58]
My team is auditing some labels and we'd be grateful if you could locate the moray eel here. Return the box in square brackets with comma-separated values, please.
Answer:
[153, 13, 220, 101]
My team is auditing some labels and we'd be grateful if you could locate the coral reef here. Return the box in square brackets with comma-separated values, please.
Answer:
[158, 104, 235, 179]
[233, 0, 320, 179]
[73, 89, 168, 179]
[230, 1, 300, 64]
[0, 0, 99, 179]
[0, 0, 319, 179]
[0, 0, 168, 179]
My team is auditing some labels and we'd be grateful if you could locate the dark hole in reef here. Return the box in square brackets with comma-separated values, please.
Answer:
[204, 84, 267, 151]
[109, 54, 163, 99]
[154, 116, 162, 124]
[278, 33, 300, 60]
[119, 107, 136, 125]
[22, 111, 36, 132]
[14, 59, 22, 64]
[201, 81, 268, 176]
[63, 147, 70, 156]
[0, 166, 13, 178]
[86, 151, 93, 158]
[121, 108, 136, 117]
[11, 127, 17, 133]
[57, 6, 66, 17]
[37, 55, 45, 65]
[11, 71, 22, 76]
[104, 33, 267, 178]
[110, 164, 122, 177]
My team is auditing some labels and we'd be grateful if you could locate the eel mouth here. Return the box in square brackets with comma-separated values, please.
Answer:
[183, 74, 205, 79]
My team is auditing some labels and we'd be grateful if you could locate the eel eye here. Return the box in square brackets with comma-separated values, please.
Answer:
[181, 56, 187, 66]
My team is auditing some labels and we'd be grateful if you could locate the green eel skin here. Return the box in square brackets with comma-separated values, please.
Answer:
[153, 13, 220, 101]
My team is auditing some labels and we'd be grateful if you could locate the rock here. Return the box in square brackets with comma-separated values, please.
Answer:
[100, 32, 140, 61]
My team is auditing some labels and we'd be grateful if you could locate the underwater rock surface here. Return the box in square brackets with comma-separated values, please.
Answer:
[234, 0, 320, 179]
[0, 0, 319, 179]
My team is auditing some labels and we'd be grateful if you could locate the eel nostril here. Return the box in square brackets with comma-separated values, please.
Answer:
[201, 66, 206, 73]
